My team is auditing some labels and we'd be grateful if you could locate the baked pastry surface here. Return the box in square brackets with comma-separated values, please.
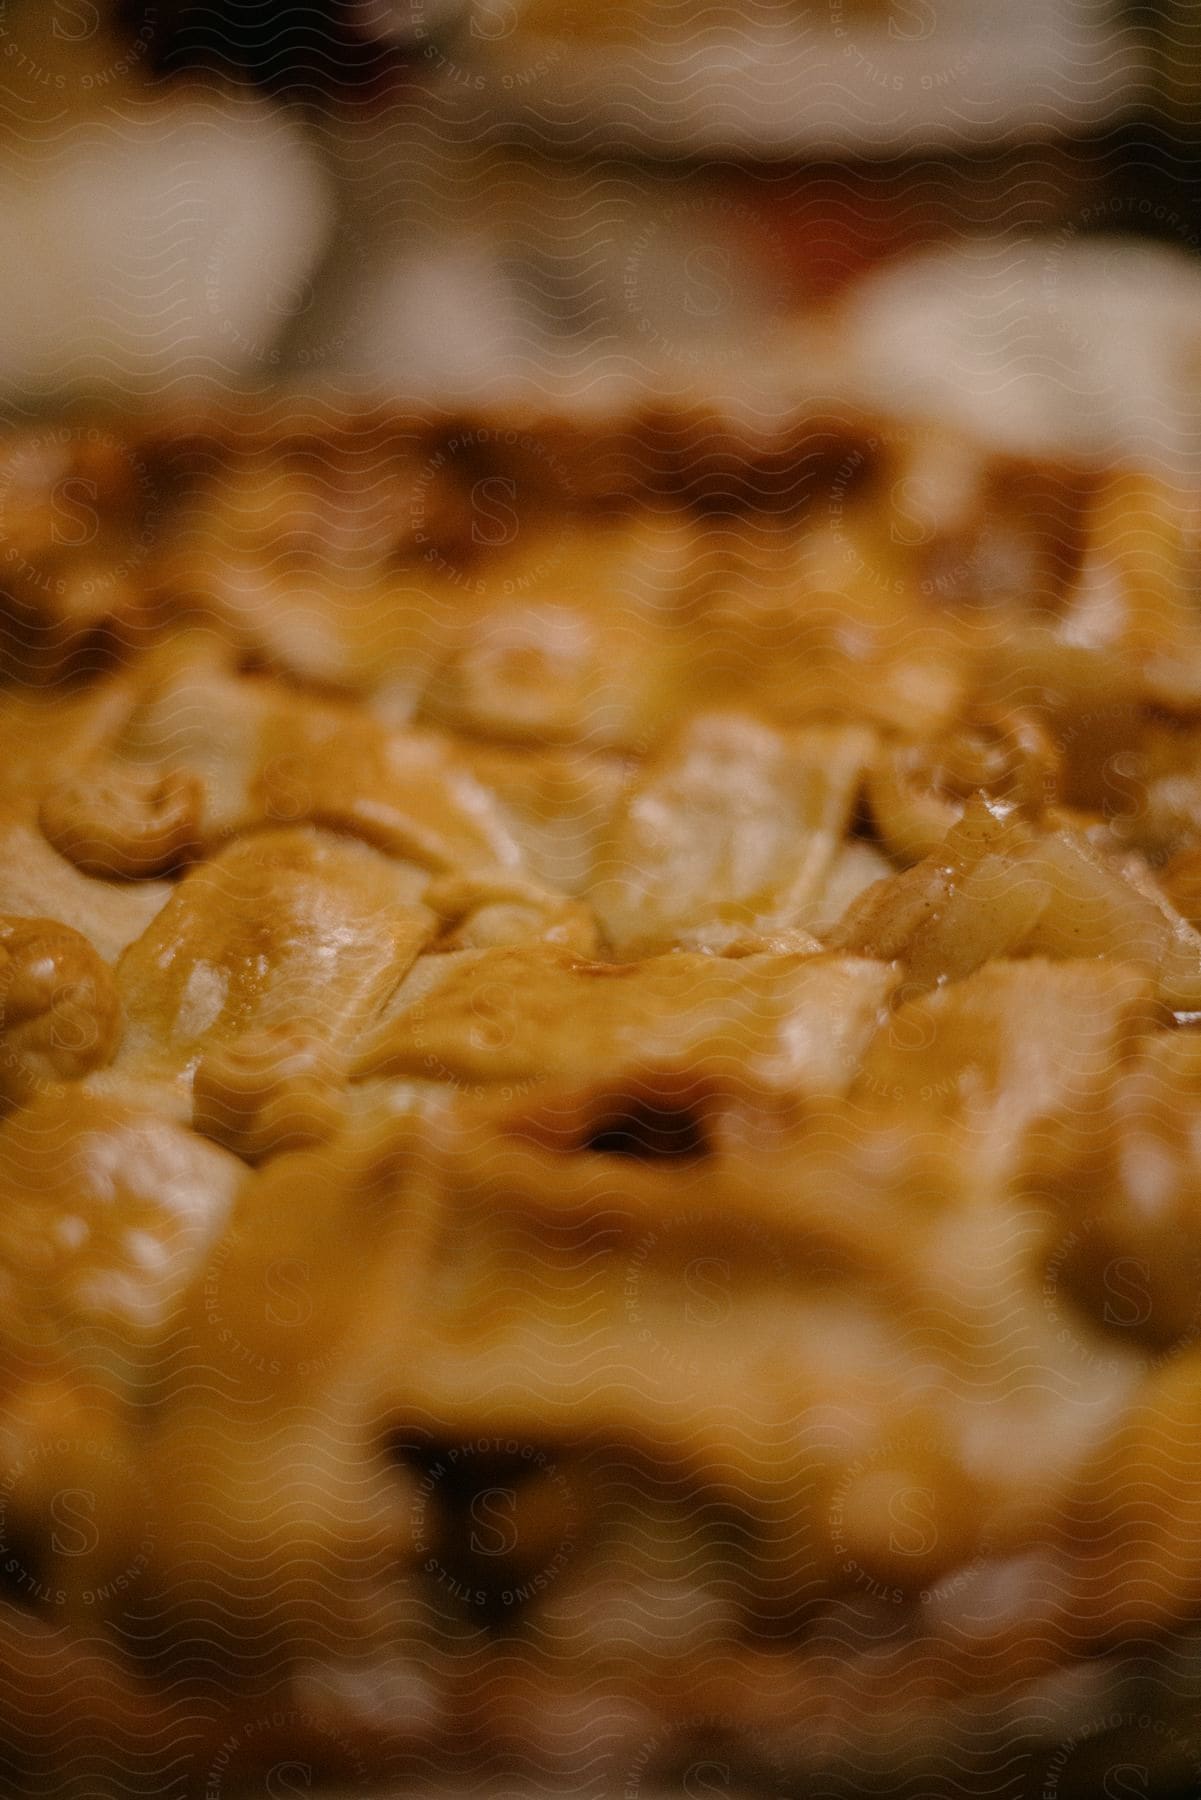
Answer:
[2, 399, 1201, 1797]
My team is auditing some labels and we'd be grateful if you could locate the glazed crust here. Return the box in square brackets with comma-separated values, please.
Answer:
[1, 394, 1201, 1797]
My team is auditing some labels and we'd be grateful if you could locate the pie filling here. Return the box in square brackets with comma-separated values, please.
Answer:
[0, 404, 1200, 1795]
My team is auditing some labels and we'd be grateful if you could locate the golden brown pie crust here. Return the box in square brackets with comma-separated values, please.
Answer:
[0, 394, 1200, 1796]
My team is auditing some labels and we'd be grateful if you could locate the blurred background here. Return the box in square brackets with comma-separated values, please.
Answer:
[0, 0, 1199, 464]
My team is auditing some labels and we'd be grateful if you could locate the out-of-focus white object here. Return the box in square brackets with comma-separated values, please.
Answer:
[841, 236, 1201, 474]
[345, 235, 538, 397]
[432, 0, 1140, 158]
[0, 24, 330, 397]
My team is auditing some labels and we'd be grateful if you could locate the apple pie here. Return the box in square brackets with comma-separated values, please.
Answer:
[1, 395, 1201, 1797]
